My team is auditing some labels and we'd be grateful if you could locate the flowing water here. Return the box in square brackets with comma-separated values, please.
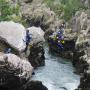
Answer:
[32, 46, 80, 90]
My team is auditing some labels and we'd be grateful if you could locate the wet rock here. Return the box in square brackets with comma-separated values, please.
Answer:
[73, 10, 90, 90]
[47, 31, 76, 59]
[26, 27, 45, 67]
[0, 52, 33, 90]
[0, 21, 26, 53]
[73, 50, 89, 74]
[22, 80, 48, 90]
[28, 43, 45, 67]
[76, 69, 90, 90]
[76, 47, 90, 90]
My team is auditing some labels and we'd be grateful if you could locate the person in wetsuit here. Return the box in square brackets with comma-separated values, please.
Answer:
[23, 30, 32, 54]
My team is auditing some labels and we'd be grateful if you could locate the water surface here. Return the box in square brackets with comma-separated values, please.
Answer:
[32, 46, 80, 90]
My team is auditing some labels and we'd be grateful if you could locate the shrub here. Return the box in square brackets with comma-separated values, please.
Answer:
[0, 0, 20, 21]
[43, 0, 84, 21]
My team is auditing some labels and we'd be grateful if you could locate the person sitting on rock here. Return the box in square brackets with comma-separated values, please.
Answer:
[23, 30, 32, 54]
[4, 48, 11, 54]
[59, 22, 66, 35]
[57, 41, 63, 49]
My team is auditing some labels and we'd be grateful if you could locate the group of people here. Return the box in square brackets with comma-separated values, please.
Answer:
[5, 30, 32, 54]
[49, 22, 66, 49]
[57, 22, 66, 49]
[5, 22, 66, 54]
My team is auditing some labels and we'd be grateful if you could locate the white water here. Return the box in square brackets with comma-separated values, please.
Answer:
[32, 46, 80, 90]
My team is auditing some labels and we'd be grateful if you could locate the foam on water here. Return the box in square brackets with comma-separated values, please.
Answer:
[32, 46, 80, 90]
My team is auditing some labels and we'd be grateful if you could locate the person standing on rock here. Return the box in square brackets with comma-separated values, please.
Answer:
[23, 30, 32, 54]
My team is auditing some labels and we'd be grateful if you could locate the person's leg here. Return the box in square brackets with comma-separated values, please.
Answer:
[57, 43, 63, 49]
[25, 42, 28, 54]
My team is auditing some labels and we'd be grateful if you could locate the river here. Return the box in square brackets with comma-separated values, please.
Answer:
[31, 45, 80, 90]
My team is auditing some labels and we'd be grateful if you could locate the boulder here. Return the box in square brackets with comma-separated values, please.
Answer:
[75, 46, 90, 90]
[28, 43, 45, 67]
[22, 80, 48, 90]
[27, 27, 45, 67]
[76, 60, 90, 90]
[0, 52, 33, 90]
[0, 21, 26, 52]
[27, 26, 45, 44]
[21, 0, 57, 31]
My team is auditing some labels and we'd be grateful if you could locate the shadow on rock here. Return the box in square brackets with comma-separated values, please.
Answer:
[22, 80, 48, 90]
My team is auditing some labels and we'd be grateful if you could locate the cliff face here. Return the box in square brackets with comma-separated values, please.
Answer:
[46, 9, 90, 90]
[80, 0, 90, 8]
[21, 0, 56, 30]
[71, 11, 90, 90]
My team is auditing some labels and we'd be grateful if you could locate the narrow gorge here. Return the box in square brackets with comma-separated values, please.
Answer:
[0, 0, 90, 90]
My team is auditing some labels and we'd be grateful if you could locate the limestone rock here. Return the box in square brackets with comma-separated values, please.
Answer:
[0, 52, 33, 80]
[0, 52, 33, 89]
[28, 43, 45, 67]
[27, 26, 45, 44]
[71, 11, 87, 32]
[25, 26, 45, 67]
[0, 21, 26, 52]
[21, 0, 57, 31]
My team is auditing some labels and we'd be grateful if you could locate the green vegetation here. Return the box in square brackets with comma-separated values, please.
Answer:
[0, 0, 89, 23]
[43, 0, 88, 21]
[0, 0, 21, 22]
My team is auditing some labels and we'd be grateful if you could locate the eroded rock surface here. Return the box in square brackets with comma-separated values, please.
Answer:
[0, 21, 26, 52]
[27, 27, 45, 67]
[0, 52, 33, 90]
[73, 11, 90, 90]
[28, 26, 45, 44]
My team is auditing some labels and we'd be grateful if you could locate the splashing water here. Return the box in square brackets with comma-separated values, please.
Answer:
[31, 46, 80, 90]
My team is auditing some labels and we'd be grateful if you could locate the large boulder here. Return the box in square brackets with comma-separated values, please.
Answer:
[0, 52, 33, 90]
[77, 69, 90, 90]
[27, 27, 45, 67]
[22, 80, 48, 90]
[0, 21, 26, 53]
[28, 43, 45, 67]
[21, 0, 58, 31]
[75, 47, 90, 90]
[28, 26, 45, 44]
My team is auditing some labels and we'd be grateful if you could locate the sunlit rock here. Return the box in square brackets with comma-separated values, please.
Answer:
[0, 52, 33, 89]
[0, 21, 26, 52]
